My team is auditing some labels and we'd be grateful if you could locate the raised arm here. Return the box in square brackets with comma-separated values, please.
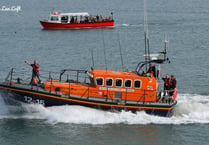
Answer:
[160, 73, 165, 81]
[24, 61, 31, 66]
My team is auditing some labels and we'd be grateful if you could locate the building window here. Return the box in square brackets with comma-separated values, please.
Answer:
[124, 79, 132, 88]
[134, 80, 141, 89]
[96, 77, 103, 86]
[115, 79, 122, 87]
[106, 78, 113, 87]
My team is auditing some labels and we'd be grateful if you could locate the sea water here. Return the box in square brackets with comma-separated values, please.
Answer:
[0, 94, 209, 145]
[1, 0, 209, 144]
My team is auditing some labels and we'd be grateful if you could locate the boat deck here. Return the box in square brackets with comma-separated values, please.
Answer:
[0, 81, 177, 108]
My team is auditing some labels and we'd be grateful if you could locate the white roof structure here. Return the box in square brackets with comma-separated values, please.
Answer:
[59, 12, 90, 17]
[144, 53, 164, 60]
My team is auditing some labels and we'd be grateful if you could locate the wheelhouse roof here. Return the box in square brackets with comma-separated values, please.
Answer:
[88, 69, 139, 78]
[58, 12, 90, 17]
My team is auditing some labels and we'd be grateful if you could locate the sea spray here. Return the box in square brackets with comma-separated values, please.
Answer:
[0, 94, 9, 116]
[1, 93, 209, 124]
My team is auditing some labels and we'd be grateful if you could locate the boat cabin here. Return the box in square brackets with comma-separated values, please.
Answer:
[49, 12, 90, 24]
[47, 11, 114, 24]
[88, 69, 145, 89]
[44, 69, 157, 102]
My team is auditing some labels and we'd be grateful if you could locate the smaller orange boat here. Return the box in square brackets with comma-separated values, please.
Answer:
[40, 11, 114, 29]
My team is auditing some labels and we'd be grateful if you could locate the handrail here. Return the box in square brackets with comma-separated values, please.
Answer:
[59, 69, 87, 82]
[5, 68, 14, 82]
[3, 68, 175, 105]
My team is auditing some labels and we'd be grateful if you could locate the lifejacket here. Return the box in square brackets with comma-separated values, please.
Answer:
[171, 78, 176, 88]
[33, 64, 39, 72]
[164, 79, 171, 86]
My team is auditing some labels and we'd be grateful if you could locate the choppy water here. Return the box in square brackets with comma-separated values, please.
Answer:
[1, 0, 209, 144]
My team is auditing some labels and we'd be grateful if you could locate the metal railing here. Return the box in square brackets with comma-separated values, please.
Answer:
[4, 68, 175, 104]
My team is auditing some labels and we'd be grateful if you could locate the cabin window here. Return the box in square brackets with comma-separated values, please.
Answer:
[124, 79, 132, 88]
[61, 16, 68, 23]
[96, 77, 104, 86]
[51, 16, 59, 21]
[106, 78, 113, 87]
[115, 79, 122, 87]
[134, 80, 141, 89]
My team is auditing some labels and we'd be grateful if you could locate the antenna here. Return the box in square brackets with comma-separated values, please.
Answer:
[51, 8, 54, 14]
[117, 33, 124, 70]
[102, 31, 107, 71]
[144, 0, 150, 71]
[144, 0, 149, 38]
[163, 33, 169, 60]
[91, 48, 95, 68]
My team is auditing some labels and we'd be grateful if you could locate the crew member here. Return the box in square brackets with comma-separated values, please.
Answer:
[161, 74, 171, 94]
[170, 75, 177, 96]
[152, 64, 156, 77]
[25, 60, 41, 84]
[147, 64, 153, 74]
[147, 64, 156, 77]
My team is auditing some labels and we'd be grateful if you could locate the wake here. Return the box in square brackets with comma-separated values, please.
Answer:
[115, 23, 143, 27]
[1, 93, 209, 125]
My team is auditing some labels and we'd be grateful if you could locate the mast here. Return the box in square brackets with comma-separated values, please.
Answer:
[117, 33, 124, 70]
[91, 48, 95, 68]
[102, 31, 107, 71]
[163, 34, 168, 60]
[144, 0, 150, 71]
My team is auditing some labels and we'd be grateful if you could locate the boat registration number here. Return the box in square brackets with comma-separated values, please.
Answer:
[24, 96, 45, 105]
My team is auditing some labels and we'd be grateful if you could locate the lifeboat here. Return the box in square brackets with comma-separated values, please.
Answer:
[40, 11, 114, 29]
[0, 49, 178, 117]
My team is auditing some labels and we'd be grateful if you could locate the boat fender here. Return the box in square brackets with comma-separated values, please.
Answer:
[173, 88, 178, 100]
